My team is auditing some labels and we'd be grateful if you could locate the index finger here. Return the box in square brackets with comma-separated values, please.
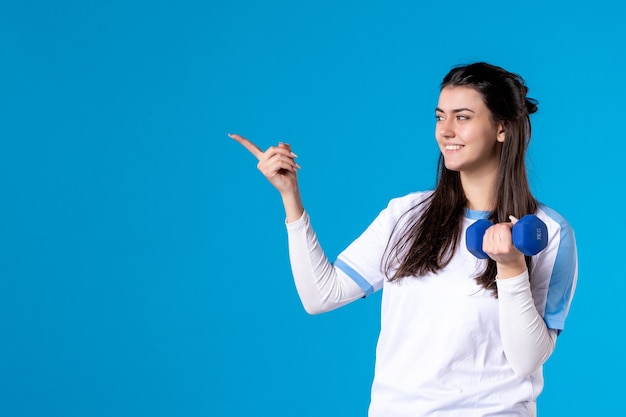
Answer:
[228, 133, 264, 160]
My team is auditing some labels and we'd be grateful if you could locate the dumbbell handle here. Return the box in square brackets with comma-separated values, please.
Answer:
[466, 214, 548, 259]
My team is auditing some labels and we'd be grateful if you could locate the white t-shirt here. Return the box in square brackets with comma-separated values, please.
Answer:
[332, 191, 577, 416]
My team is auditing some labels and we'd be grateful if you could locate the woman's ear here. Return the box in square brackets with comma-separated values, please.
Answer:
[496, 123, 506, 143]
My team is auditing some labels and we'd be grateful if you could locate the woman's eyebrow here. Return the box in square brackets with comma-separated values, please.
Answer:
[435, 107, 476, 113]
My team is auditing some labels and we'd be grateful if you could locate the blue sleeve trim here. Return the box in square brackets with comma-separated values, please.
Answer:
[540, 205, 578, 332]
[333, 258, 375, 297]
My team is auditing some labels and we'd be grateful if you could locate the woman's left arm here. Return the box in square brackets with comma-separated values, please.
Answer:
[482, 218, 559, 377]
[496, 272, 558, 377]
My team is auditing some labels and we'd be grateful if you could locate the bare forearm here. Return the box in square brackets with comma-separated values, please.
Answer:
[495, 257, 527, 279]
[281, 190, 305, 224]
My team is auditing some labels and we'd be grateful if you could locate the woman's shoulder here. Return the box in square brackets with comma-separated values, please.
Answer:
[385, 190, 435, 214]
[537, 203, 574, 231]
[536, 203, 577, 247]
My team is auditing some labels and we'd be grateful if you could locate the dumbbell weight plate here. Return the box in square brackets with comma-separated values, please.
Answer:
[466, 218, 493, 259]
[512, 215, 548, 256]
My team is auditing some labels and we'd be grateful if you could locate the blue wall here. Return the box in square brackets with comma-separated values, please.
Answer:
[1, 1, 624, 415]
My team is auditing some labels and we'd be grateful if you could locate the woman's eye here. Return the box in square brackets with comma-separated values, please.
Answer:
[457, 115, 469, 120]
[435, 115, 444, 121]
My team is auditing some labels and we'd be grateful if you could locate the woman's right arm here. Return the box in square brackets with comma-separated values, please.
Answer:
[230, 134, 364, 313]
[286, 210, 365, 314]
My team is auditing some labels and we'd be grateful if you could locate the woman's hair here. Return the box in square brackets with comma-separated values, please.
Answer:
[383, 62, 539, 296]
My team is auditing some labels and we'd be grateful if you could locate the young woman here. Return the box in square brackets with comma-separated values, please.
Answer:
[230, 62, 578, 417]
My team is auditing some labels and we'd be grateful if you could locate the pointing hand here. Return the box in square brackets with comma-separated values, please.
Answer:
[229, 133, 301, 195]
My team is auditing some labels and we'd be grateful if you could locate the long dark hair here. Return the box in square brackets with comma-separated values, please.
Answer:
[383, 62, 539, 296]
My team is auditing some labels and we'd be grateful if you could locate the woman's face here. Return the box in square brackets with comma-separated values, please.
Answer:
[435, 86, 505, 177]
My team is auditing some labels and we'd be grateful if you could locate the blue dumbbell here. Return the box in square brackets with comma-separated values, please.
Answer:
[466, 214, 548, 259]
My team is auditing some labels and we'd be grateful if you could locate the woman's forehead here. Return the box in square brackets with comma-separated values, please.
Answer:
[437, 86, 485, 110]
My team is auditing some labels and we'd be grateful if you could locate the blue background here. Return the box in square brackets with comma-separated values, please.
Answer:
[1, 1, 624, 416]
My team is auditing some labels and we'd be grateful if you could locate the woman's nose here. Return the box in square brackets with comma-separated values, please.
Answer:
[438, 119, 454, 138]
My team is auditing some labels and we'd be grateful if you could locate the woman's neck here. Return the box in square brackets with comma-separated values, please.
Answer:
[461, 170, 498, 211]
